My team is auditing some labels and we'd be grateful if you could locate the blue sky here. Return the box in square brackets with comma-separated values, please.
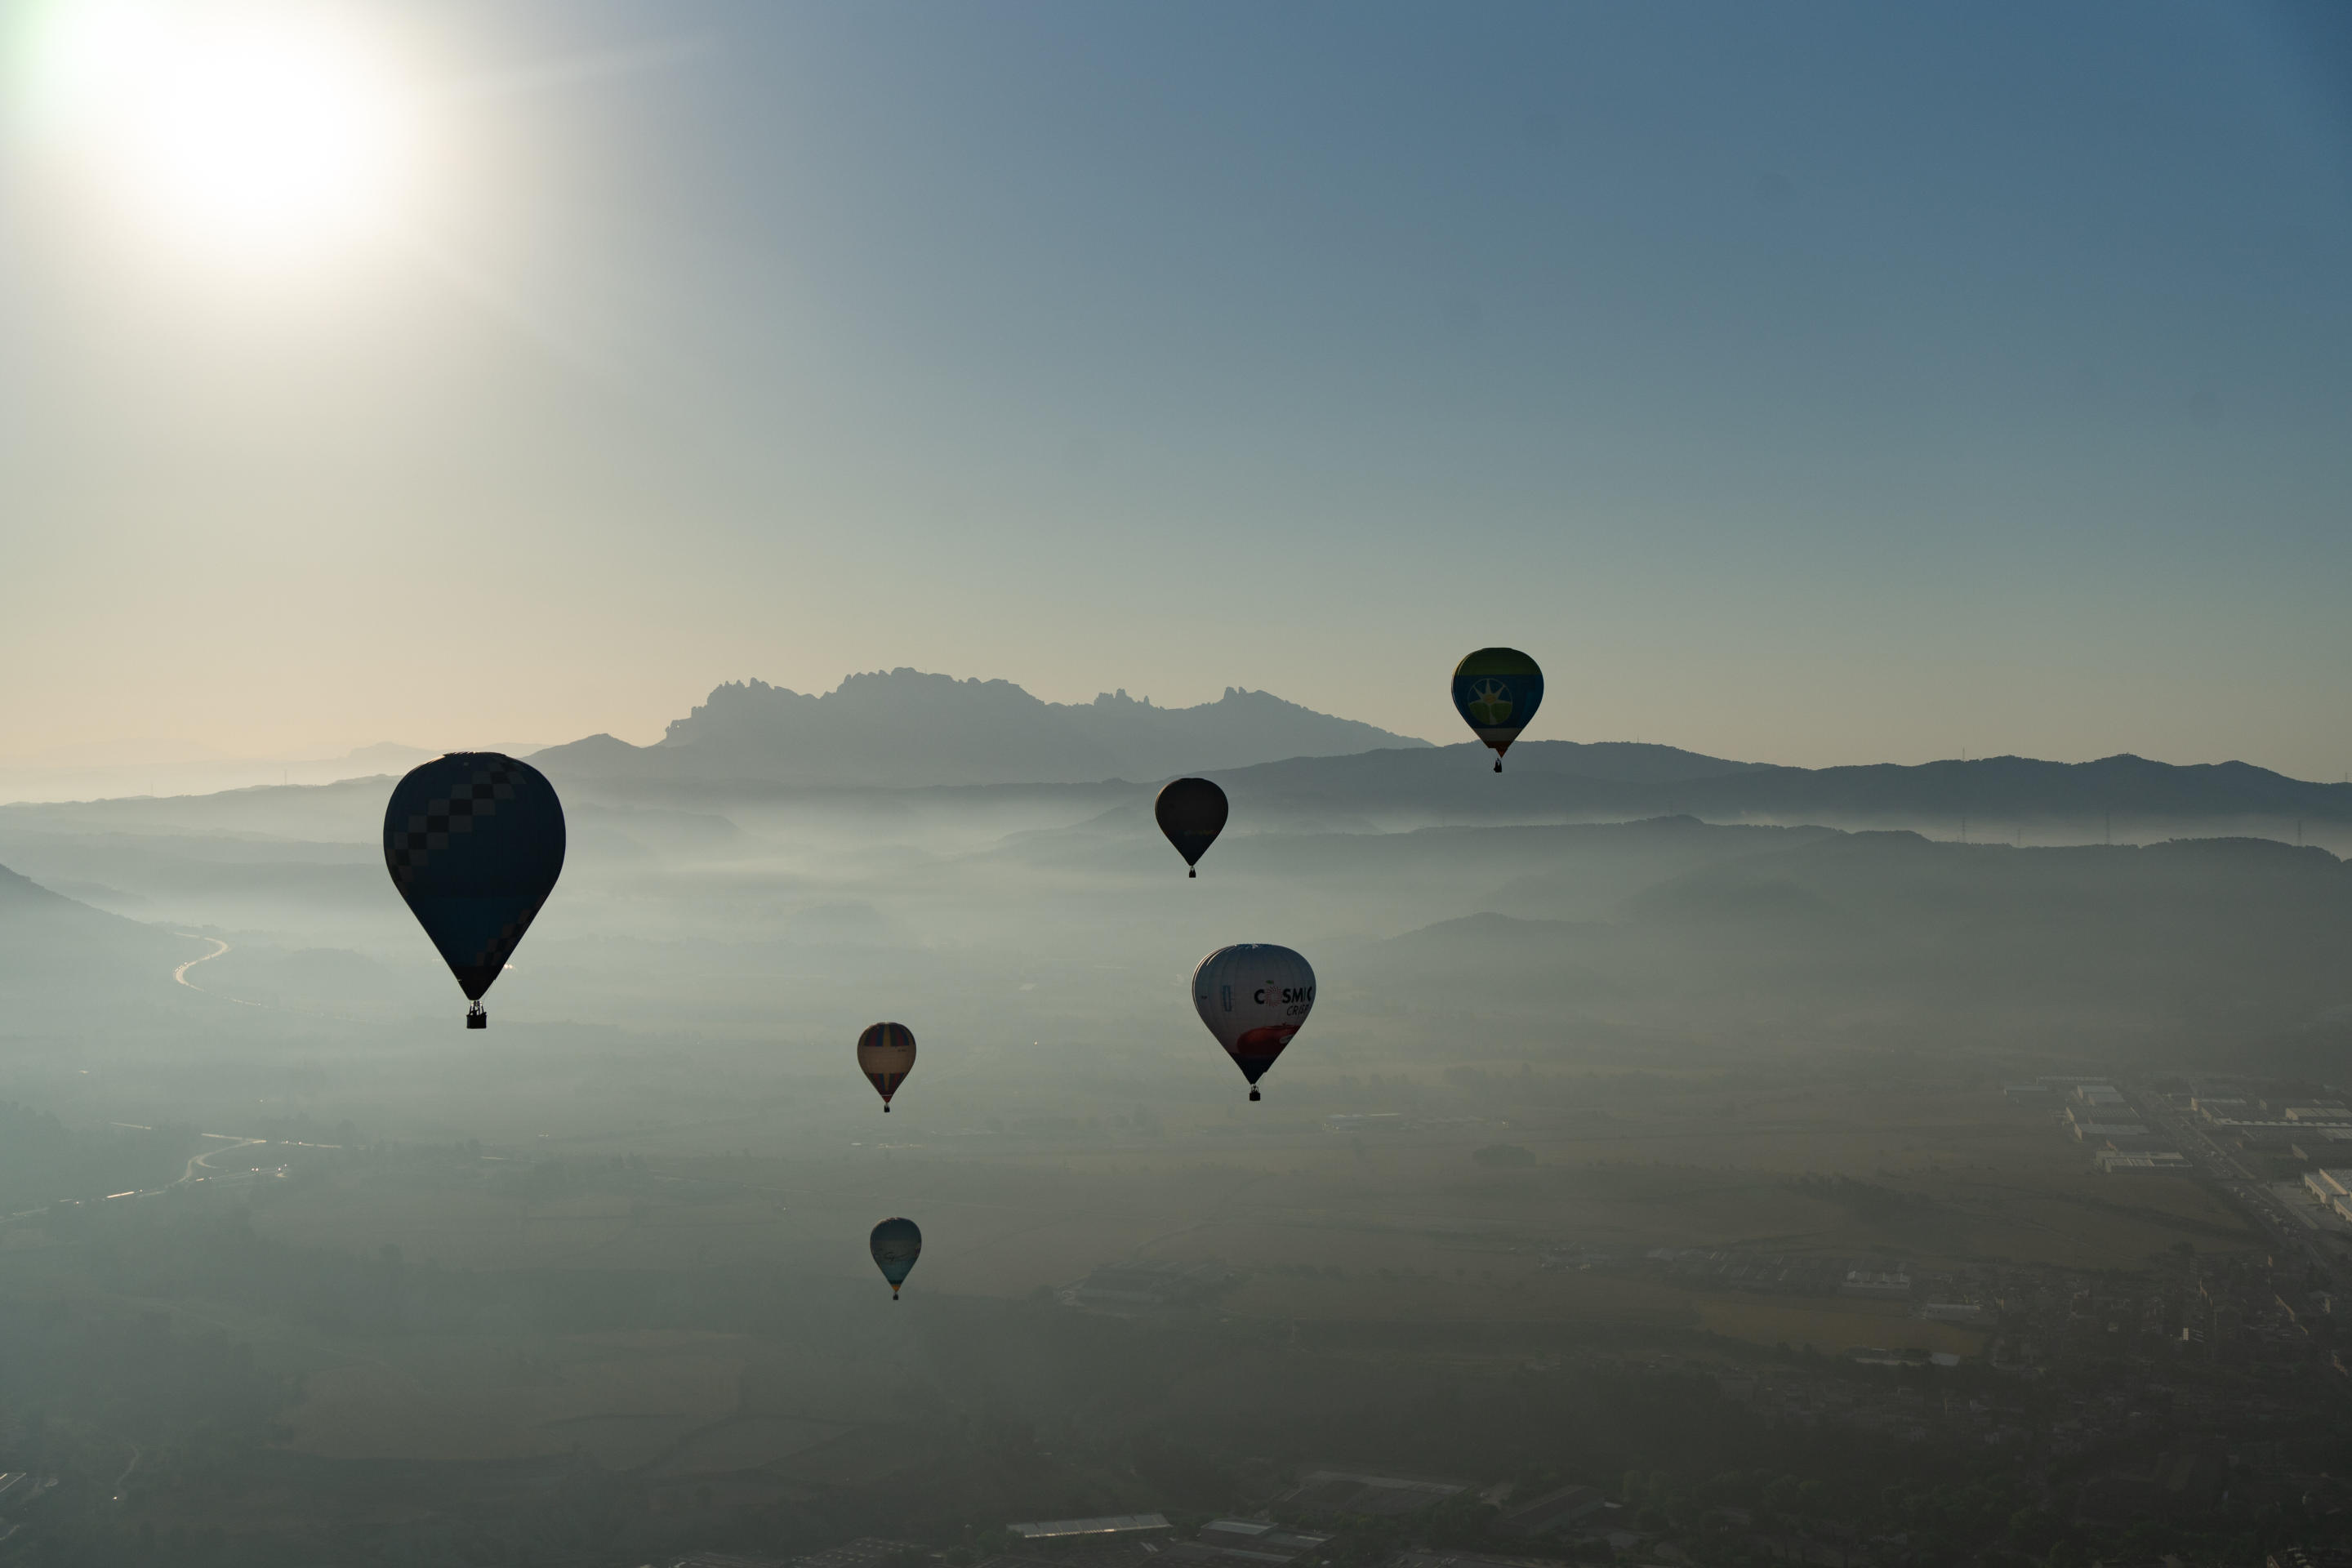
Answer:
[2, 1, 2347, 773]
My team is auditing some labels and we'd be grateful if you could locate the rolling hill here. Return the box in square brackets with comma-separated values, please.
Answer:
[1339, 831, 2352, 1058]
[0, 860, 191, 1007]
[1212, 744, 2352, 839]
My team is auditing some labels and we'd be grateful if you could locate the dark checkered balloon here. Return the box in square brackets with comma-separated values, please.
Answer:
[383, 753, 566, 1004]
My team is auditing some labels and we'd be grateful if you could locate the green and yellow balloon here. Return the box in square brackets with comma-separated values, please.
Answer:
[1450, 648, 1544, 771]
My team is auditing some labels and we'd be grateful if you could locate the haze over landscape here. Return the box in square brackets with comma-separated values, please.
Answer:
[2, 3, 2351, 1567]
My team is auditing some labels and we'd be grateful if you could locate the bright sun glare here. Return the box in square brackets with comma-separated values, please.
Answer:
[29, 1, 417, 266]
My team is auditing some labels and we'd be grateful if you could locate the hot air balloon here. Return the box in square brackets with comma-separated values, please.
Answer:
[1154, 777, 1227, 877]
[1192, 943, 1316, 1102]
[871, 1216, 922, 1298]
[382, 753, 565, 1029]
[1450, 648, 1544, 771]
[858, 1022, 917, 1111]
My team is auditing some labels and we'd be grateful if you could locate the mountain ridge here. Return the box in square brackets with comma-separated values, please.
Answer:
[1209, 743, 2352, 830]
[535, 667, 1431, 788]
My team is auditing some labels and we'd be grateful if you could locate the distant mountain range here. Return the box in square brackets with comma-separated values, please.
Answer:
[16, 665, 2350, 845]
[532, 669, 1429, 789]
[1210, 742, 2352, 835]
[522, 669, 2352, 835]
[0, 742, 522, 808]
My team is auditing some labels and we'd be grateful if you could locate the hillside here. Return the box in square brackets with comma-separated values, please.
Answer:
[0, 861, 191, 1006]
[1339, 832, 2352, 1056]
[1214, 744, 2352, 840]
[531, 670, 1430, 788]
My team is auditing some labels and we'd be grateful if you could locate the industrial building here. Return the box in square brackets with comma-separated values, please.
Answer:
[2302, 1170, 2352, 1204]
[2097, 1152, 2190, 1172]
[2201, 1120, 2318, 1150]
[1840, 1269, 1913, 1301]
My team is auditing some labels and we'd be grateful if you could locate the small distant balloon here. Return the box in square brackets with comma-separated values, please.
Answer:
[871, 1216, 922, 1298]
[382, 753, 566, 1029]
[1192, 943, 1316, 1102]
[1154, 777, 1228, 877]
[857, 1022, 917, 1111]
[1450, 648, 1544, 772]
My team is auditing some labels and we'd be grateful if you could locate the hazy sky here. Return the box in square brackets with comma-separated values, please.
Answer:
[2, 1, 2348, 774]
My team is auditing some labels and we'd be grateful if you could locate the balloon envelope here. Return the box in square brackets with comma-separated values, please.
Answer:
[1450, 648, 1544, 765]
[871, 1216, 922, 1297]
[1154, 777, 1228, 874]
[857, 1022, 917, 1109]
[383, 754, 565, 1004]
[1192, 943, 1316, 1094]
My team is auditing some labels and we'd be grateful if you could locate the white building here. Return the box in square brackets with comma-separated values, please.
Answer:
[2303, 1169, 2352, 1203]
[2098, 1152, 2189, 1172]
[1842, 1269, 1912, 1300]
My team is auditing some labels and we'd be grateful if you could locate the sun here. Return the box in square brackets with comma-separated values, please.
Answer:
[24, 1, 421, 268]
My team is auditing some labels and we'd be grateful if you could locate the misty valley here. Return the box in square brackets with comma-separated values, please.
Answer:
[0, 671, 2349, 1567]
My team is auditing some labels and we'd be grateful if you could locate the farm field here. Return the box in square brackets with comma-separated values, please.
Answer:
[245, 1074, 2258, 1321]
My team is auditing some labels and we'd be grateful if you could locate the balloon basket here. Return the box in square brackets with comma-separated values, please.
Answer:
[1248, 1088, 1260, 1102]
[466, 1004, 487, 1031]
[1494, 759, 1503, 773]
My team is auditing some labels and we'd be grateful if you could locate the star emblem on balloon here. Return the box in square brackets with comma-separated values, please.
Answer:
[1468, 678, 1514, 725]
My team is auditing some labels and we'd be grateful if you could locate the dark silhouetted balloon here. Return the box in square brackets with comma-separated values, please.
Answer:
[1450, 648, 1544, 772]
[1192, 943, 1316, 1102]
[858, 1022, 917, 1111]
[1154, 777, 1228, 877]
[871, 1216, 922, 1298]
[382, 753, 565, 1028]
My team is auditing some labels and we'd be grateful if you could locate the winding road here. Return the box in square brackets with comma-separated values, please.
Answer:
[172, 935, 264, 1008]
[172, 936, 229, 988]
[180, 1135, 269, 1186]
